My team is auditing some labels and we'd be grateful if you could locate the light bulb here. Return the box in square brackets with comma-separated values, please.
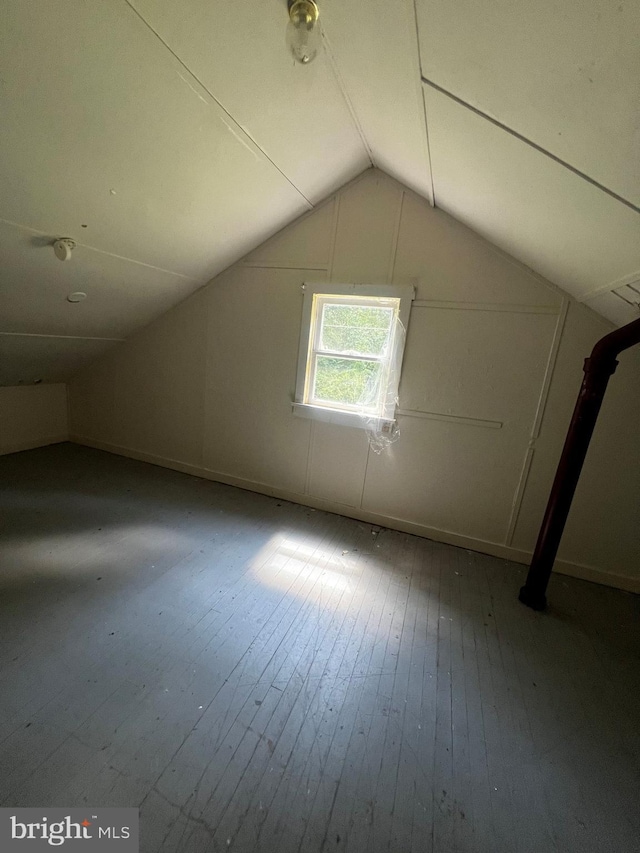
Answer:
[286, 0, 321, 65]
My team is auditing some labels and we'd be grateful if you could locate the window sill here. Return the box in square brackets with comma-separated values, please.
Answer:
[292, 402, 395, 431]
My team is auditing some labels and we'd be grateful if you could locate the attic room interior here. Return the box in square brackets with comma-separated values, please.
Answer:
[1, 0, 639, 850]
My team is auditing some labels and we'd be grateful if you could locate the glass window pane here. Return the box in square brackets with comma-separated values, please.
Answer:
[319, 304, 393, 356]
[313, 356, 381, 407]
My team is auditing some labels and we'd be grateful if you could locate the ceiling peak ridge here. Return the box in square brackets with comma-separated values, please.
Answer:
[421, 76, 640, 215]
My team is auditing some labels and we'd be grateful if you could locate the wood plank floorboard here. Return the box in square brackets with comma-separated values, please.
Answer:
[1, 443, 639, 852]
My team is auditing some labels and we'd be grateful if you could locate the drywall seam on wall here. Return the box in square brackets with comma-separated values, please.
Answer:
[411, 301, 559, 314]
[239, 264, 330, 271]
[387, 190, 405, 282]
[304, 420, 316, 497]
[358, 442, 372, 509]
[504, 298, 569, 545]
[505, 444, 536, 547]
[530, 298, 570, 440]
[396, 409, 503, 429]
[327, 193, 341, 280]
[0, 331, 125, 342]
[68, 433, 640, 595]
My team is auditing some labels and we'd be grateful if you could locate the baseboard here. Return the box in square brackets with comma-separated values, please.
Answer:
[0, 434, 68, 456]
[550, 559, 640, 594]
[69, 434, 640, 596]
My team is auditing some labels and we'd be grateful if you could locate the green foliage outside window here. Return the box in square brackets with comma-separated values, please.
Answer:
[314, 356, 380, 406]
[320, 305, 393, 356]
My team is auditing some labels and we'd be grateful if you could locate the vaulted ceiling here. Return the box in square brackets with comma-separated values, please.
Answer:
[1, 0, 639, 385]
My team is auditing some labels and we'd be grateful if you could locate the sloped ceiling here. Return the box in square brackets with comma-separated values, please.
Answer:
[1, 0, 639, 385]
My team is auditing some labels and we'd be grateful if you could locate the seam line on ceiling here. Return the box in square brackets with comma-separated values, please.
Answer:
[321, 33, 374, 166]
[0, 332, 125, 341]
[412, 0, 436, 205]
[579, 270, 640, 302]
[123, 1, 313, 208]
[419, 86, 436, 207]
[0, 218, 204, 282]
[68, 243, 204, 281]
[421, 76, 640, 215]
[612, 289, 639, 307]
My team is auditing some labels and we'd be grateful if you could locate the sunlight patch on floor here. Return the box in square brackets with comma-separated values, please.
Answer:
[249, 532, 360, 598]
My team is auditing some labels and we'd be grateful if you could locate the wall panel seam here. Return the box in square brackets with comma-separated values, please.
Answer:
[359, 443, 371, 510]
[0, 332, 126, 342]
[411, 302, 559, 314]
[328, 194, 341, 281]
[388, 191, 405, 283]
[530, 298, 570, 440]
[304, 420, 315, 496]
[395, 408, 503, 429]
[504, 297, 569, 546]
[239, 264, 330, 271]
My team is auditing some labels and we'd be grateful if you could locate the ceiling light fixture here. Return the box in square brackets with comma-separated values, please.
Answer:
[53, 238, 76, 261]
[286, 0, 321, 65]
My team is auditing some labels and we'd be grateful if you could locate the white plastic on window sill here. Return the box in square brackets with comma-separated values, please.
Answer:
[292, 402, 395, 431]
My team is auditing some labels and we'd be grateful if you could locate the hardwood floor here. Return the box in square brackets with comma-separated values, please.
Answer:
[1, 443, 639, 852]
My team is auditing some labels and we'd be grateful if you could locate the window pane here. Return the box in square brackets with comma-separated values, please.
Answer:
[313, 356, 381, 407]
[319, 304, 393, 356]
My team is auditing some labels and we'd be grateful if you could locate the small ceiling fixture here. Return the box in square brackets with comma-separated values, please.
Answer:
[53, 237, 76, 261]
[67, 291, 87, 303]
[287, 0, 321, 65]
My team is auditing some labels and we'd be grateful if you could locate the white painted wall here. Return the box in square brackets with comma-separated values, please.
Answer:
[0, 383, 68, 455]
[68, 170, 640, 592]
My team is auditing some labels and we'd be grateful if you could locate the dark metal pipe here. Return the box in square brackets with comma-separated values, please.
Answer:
[519, 315, 640, 611]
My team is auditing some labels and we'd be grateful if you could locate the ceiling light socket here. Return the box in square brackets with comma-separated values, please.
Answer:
[53, 238, 76, 261]
[67, 291, 87, 303]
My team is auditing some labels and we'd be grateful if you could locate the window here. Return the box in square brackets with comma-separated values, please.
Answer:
[293, 283, 413, 429]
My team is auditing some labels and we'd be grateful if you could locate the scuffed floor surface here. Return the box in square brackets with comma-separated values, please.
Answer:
[1, 443, 639, 852]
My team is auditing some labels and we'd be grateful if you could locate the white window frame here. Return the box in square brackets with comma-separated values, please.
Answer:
[293, 283, 414, 429]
